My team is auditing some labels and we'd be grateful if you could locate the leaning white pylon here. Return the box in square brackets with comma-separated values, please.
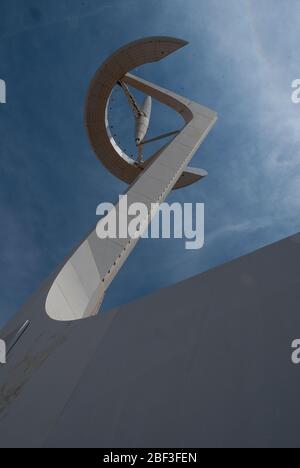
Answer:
[45, 37, 217, 321]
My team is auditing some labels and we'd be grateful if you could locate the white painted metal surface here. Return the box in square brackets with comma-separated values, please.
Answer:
[45, 37, 217, 321]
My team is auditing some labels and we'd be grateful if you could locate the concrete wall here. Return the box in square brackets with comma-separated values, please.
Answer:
[1, 233, 300, 447]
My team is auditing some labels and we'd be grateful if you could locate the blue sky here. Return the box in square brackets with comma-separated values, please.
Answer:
[1, 0, 300, 327]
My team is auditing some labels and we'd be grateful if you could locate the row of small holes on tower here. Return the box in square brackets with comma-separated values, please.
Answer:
[108, 86, 135, 159]
[101, 206, 158, 284]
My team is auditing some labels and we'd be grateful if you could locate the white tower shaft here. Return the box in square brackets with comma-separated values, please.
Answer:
[45, 37, 218, 321]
